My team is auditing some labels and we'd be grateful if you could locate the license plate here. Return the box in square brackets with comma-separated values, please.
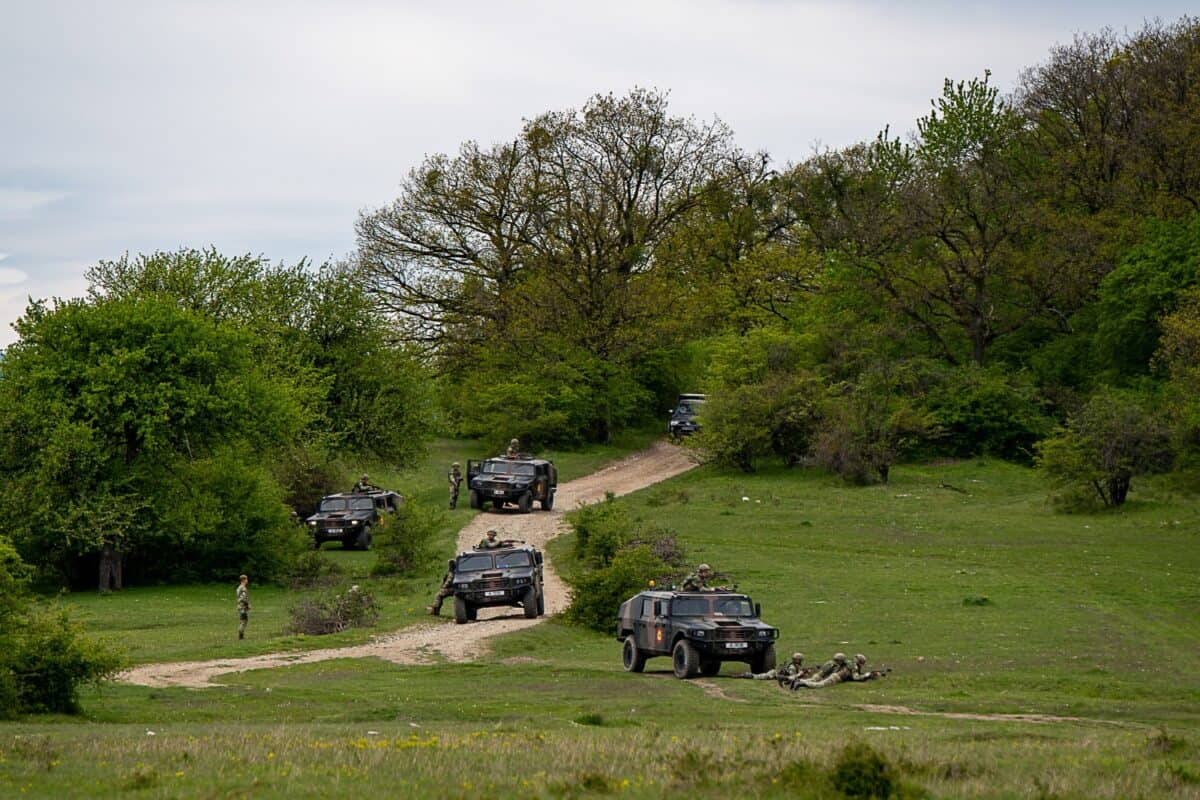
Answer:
[725, 642, 748, 649]
[493, 490, 505, 495]
[485, 590, 505, 597]
[328, 528, 343, 533]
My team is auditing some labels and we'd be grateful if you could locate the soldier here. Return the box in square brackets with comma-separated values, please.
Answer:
[352, 473, 375, 493]
[681, 563, 713, 591]
[427, 560, 456, 616]
[448, 462, 463, 510]
[736, 651, 809, 681]
[477, 528, 503, 549]
[236, 574, 250, 640]
[505, 438, 520, 458]
[790, 653, 888, 689]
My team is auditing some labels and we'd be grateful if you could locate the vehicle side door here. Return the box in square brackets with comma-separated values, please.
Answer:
[632, 596, 653, 650]
[648, 598, 671, 655]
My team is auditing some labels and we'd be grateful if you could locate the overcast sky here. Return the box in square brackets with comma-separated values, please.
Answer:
[1, 1, 1194, 346]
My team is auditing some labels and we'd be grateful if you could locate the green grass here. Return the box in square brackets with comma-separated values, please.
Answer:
[6, 456, 1200, 798]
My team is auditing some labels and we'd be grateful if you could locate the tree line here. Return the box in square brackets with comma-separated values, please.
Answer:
[356, 17, 1199, 505]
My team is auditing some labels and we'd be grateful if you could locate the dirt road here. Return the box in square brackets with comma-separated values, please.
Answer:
[118, 441, 696, 689]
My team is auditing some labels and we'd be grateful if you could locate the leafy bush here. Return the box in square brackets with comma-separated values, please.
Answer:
[830, 742, 895, 799]
[924, 368, 1053, 461]
[372, 497, 443, 576]
[287, 586, 379, 635]
[564, 545, 674, 633]
[568, 496, 630, 568]
[1037, 388, 1172, 507]
[814, 384, 937, 485]
[286, 549, 342, 588]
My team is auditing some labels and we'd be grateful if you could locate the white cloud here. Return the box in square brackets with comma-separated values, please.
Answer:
[0, 188, 67, 220]
[0, 268, 28, 286]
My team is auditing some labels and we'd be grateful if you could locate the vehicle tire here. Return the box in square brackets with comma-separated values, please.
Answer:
[523, 586, 539, 618]
[312, 538, 322, 550]
[750, 644, 777, 675]
[700, 660, 721, 677]
[537, 589, 545, 615]
[469, 490, 481, 510]
[541, 492, 554, 511]
[518, 491, 532, 514]
[622, 636, 646, 673]
[454, 595, 469, 625]
[672, 639, 700, 679]
[355, 525, 372, 551]
[466, 603, 477, 621]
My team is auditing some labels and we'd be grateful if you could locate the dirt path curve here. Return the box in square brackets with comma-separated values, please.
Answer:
[118, 441, 696, 689]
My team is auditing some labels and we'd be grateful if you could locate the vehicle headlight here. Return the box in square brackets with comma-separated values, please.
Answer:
[307, 520, 317, 526]
[351, 520, 360, 525]
[690, 629, 706, 638]
[758, 630, 771, 638]
[456, 583, 469, 589]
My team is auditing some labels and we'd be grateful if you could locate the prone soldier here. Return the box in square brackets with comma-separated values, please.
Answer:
[735, 652, 811, 681]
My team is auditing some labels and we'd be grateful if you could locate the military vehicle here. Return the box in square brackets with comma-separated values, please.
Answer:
[450, 541, 545, 624]
[305, 490, 402, 550]
[668, 393, 707, 439]
[466, 456, 557, 512]
[615, 588, 779, 678]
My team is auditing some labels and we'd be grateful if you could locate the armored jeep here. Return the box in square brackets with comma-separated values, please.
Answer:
[668, 393, 706, 439]
[616, 588, 779, 678]
[450, 542, 545, 624]
[466, 456, 557, 512]
[305, 490, 402, 550]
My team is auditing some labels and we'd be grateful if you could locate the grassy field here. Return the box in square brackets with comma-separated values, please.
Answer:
[3, 451, 1199, 798]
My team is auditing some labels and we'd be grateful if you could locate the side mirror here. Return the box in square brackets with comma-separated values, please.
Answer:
[755, 602, 762, 618]
[535, 551, 544, 565]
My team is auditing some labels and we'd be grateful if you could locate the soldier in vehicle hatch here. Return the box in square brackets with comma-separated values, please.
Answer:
[352, 473, 375, 493]
[681, 563, 713, 591]
[505, 438, 520, 458]
[477, 529, 503, 549]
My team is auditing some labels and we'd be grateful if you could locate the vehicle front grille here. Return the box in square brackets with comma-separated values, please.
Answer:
[472, 579, 509, 590]
[714, 628, 754, 641]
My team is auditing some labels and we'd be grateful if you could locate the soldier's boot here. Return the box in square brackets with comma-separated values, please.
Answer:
[427, 605, 440, 616]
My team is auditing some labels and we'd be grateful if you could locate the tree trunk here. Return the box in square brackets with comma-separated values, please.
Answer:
[1108, 472, 1131, 506]
[98, 542, 123, 592]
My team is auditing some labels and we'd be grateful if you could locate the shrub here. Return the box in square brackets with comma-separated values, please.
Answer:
[569, 497, 631, 568]
[286, 549, 342, 588]
[830, 742, 894, 799]
[924, 368, 1052, 461]
[372, 497, 443, 576]
[564, 545, 673, 633]
[287, 586, 379, 635]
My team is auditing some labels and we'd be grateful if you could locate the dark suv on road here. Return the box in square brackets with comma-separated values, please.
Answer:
[467, 457, 557, 512]
[668, 393, 706, 439]
[306, 490, 402, 550]
[616, 589, 779, 678]
[450, 543, 545, 624]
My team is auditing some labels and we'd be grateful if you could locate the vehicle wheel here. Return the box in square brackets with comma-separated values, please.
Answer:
[622, 636, 646, 673]
[518, 491, 532, 514]
[750, 644, 777, 674]
[523, 586, 539, 618]
[469, 490, 481, 510]
[537, 589, 545, 615]
[700, 660, 721, 676]
[541, 492, 554, 511]
[454, 595, 469, 625]
[672, 639, 700, 679]
[312, 538, 322, 550]
[355, 525, 372, 551]
[466, 603, 477, 621]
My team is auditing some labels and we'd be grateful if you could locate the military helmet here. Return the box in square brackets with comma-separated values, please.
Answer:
[855, 653, 867, 665]
[697, 563, 711, 573]
[486, 528, 498, 537]
[360, 473, 369, 480]
[452, 462, 460, 468]
[833, 652, 846, 663]
[791, 652, 804, 663]
[509, 438, 519, 445]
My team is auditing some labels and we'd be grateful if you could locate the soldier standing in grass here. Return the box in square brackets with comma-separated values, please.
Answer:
[427, 560, 457, 615]
[448, 462, 463, 510]
[236, 574, 250, 639]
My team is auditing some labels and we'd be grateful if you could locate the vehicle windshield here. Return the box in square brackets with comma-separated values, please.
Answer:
[319, 498, 347, 512]
[495, 551, 531, 568]
[457, 554, 493, 572]
[482, 461, 536, 477]
[674, 401, 703, 417]
[349, 497, 374, 510]
[672, 596, 754, 617]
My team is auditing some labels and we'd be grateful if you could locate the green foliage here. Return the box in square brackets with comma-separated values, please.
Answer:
[829, 742, 895, 799]
[923, 367, 1053, 461]
[371, 497, 443, 577]
[285, 549, 342, 588]
[1093, 214, 1200, 378]
[568, 497, 631, 568]
[1037, 388, 1173, 507]
[563, 544, 673, 633]
[287, 586, 379, 635]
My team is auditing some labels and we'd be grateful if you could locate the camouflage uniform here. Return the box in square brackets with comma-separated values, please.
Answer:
[428, 560, 456, 615]
[737, 652, 808, 681]
[791, 653, 886, 689]
[505, 438, 520, 458]
[681, 563, 712, 591]
[448, 463, 463, 510]
[353, 474, 375, 493]
[236, 575, 250, 639]
[477, 530, 503, 549]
